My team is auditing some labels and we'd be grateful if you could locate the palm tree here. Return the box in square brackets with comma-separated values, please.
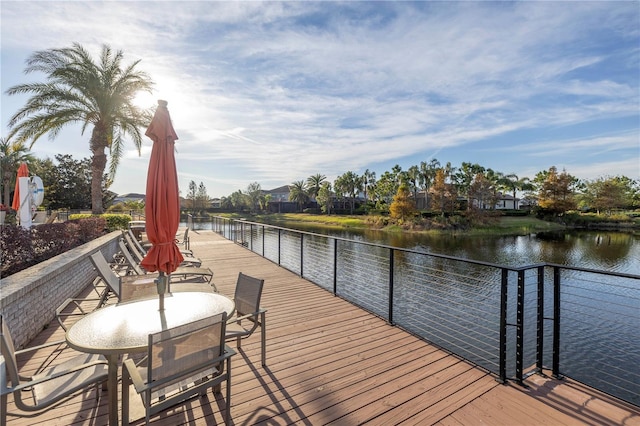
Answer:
[306, 173, 326, 201]
[6, 43, 154, 213]
[418, 158, 440, 209]
[501, 173, 534, 209]
[362, 169, 376, 202]
[407, 165, 420, 201]
[288, 180, 309, 212]
[0, 137, 34, 207]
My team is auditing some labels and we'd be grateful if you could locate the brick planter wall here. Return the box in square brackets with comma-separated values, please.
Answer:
[0, 231, 121, 348]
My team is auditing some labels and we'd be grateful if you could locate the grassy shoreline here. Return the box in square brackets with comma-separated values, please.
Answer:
[215, 212, 572, 236]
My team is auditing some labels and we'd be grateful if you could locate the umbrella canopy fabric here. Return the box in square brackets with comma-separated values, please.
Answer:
[140, 100, 184, 274]
[11, 162, 29, 211]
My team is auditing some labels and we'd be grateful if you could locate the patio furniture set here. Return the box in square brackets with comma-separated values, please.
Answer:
[0, 229, 267, 425]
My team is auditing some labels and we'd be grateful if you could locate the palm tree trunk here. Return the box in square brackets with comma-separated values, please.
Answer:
[90, 125, 107, 214]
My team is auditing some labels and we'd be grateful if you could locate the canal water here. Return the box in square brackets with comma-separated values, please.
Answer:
[187, 219, 640, 273]
[188, 220, 640, 404]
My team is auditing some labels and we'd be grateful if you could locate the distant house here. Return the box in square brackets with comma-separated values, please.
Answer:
[263, 185, 300, 213]
[113, 193, 145, 204]
[264, 185, 291, 202]
[471, 192, 521, 210]
[414, 190, 523, 210]
[495, 193, 519, 210]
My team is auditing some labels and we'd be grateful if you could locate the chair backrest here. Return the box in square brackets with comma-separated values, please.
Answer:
[122, 231, 146, 263]
[125, 228, 147, 254]
[89, 251, 121, 299]
[118, 239, 145, 275]
[234, 273, 265, 318]
[147, 312, 227, 398]
[0, 315, 20, 389]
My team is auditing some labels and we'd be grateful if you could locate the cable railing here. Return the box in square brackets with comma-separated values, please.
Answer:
[205, 216, 640, 407]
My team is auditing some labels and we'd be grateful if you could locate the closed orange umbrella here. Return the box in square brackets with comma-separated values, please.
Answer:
[140, 100, 184, 278]
[11, 162, 29, 211]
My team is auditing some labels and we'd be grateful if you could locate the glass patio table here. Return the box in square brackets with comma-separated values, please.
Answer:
[65, 291, 235, 426]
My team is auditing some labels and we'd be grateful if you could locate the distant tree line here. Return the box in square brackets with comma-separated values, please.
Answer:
[220, 159, 640, 221]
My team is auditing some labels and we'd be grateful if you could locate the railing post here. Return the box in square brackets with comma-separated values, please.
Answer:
[300, 233, 304, 277]
[278, 229, 281, 265]
[553, 266, 562, 378]
[262, 225, 265, 256]
[388, 248, 394, 325]
[498, 268, 508, 383]
[536, 265, 545, 374]
[516, 269, 525, 384]
[333, 238, 338, 295]
[250, 223, 254, 251]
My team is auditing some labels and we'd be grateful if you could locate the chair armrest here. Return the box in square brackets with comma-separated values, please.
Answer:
[14, 340, 67, 356]
[227, 308, 267, 324]
[127, 347, 236, 394]
[123, 358, 147, 394]
[2, 359, 107, 395]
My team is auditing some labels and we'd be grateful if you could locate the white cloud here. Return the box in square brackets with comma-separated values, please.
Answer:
[1, 1, 638, 197]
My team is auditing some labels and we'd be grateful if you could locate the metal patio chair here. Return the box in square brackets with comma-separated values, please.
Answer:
[123, 229, 202, 267]
[116, 239, 217, 291]
[225, 272, 267, 366]
[0, 315, 108, 425]
[122, 312, 235, 425]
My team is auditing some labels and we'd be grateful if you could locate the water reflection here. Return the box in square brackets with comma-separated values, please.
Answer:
[325, 228, 639, 274]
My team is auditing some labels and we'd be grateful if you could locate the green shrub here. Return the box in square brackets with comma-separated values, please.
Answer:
[0, 217, 109, 278]
[102, 214, 131, 231]
[68, 213, 130, 232]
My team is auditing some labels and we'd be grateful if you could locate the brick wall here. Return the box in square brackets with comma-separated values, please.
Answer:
[0, 231, 121, 348]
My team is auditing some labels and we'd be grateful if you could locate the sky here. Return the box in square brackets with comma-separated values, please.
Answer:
[1, 1, 639, 199]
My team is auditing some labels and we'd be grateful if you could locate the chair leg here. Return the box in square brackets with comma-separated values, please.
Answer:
[225, 358, 232, 426]
[122, 369, 130, 425]
[1, 393, 7, 426]
[260, 312, 267, 366]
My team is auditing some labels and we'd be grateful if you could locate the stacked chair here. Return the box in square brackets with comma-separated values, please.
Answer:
[55, 229, 216, 332]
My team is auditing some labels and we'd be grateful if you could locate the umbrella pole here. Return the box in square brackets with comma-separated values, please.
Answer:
[155, 272, 168, 311]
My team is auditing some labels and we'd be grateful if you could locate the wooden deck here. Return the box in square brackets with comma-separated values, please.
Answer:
[5, 230, 640, 425]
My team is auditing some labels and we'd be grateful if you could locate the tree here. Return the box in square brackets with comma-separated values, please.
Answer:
[229, 190, 248, 211]
[373, 170, 399, 208]
[306, 174, 326, 201]
[187, 180, 197, 210]
[407, 165, 420, 201]
[389, 183, 417, 223]
[30, 154, 107, 210]
[196, 182, 210, 209]
[333, 171, 361, 214]
[468, 173, 498, 210]
[316, 182, 333, 214]
[501, 173, 534, 209]
[6, 43, 154, 214]
[362, 169, 376, 203]
[246, 182, 262, 212]
[579, 176, 634, 214]
[454, 162, 485, 211]
[431, 168, 457, 213]
[0, 137, 34, 207]
[288, 180, 309, 212]
[419, 158, 440, 194]
[537, 166, 578, 215]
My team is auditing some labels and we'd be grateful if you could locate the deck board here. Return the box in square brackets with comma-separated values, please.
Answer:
[4, 230, 640, 425]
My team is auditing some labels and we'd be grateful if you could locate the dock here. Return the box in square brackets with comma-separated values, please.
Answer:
[6, 230, 640, 425]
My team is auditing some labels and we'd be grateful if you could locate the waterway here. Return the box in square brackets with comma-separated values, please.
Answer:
[188, 219, 640, 405]
[190, 219, 640, 274]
